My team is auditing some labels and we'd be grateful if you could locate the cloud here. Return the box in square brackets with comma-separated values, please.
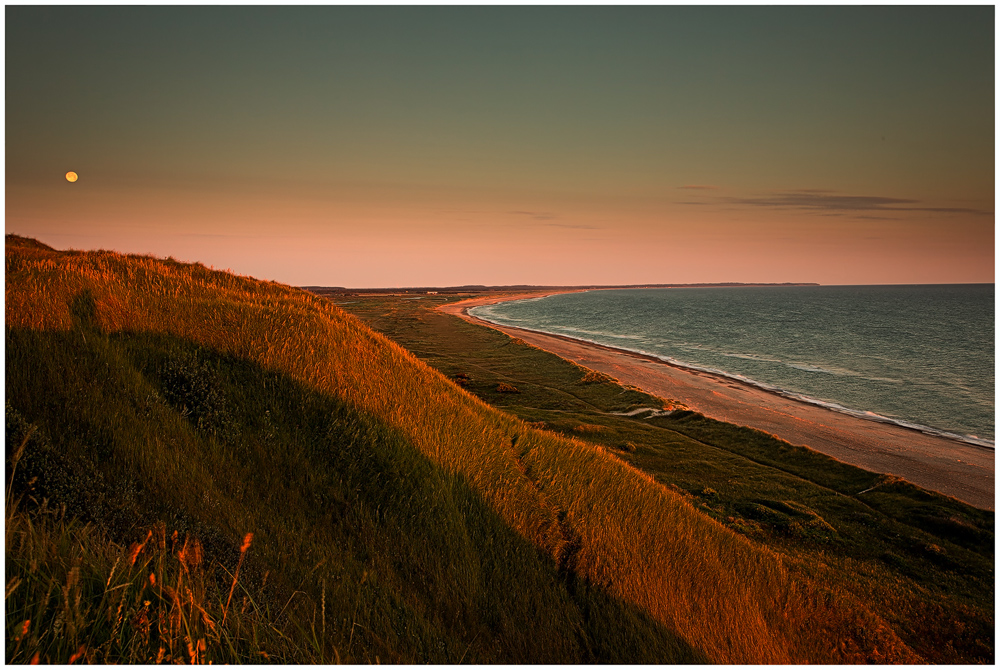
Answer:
[910, 206, 996, 215]
[725, 192, 918, 211]
[539, 222, 602, 230]
[505, 210, 600, 229]
[685, 189, 992, 216]
[676, 184, 720, 190]
[509, 210, 557, 221]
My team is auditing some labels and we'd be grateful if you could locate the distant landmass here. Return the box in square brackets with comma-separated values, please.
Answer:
[304, 282, 820, 295]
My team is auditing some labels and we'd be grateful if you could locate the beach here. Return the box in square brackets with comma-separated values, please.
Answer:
[440, 293, 995, 510]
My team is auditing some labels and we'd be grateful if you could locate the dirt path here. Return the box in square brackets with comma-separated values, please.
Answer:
[439, 294, 994, 510]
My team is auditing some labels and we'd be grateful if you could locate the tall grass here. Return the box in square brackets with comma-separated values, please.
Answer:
[6, 310, 701, 662]
[4, 510, 288, 664]
[6, 235, 919, 662]
[328, 290, 994, 663]
[5, 424, 294, 664]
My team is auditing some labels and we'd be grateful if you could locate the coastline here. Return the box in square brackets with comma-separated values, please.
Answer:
[438, 293, 995, 510]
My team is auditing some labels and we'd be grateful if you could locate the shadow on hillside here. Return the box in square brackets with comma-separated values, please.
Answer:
[69, 289, 98, 330]
[7, 325, 709, 664]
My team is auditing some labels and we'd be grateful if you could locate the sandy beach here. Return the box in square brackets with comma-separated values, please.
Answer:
[439, 293, 994, 510]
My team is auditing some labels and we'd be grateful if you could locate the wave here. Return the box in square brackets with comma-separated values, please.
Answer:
[473, 298, 552, 322]
[719, 352, 782, 363]
[786, 362, 843, 375]
[707, 351, 905, 384]
[553, 326, 644, 340]
[468, 309, 994, 450]
[473, 306, 525, 322]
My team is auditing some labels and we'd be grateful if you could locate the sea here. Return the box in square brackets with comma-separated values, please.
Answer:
[470, 285, 995, 447]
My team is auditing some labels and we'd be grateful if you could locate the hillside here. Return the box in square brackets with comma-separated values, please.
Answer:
[335, 292, 995, 664]
[4, 235, 975, 663]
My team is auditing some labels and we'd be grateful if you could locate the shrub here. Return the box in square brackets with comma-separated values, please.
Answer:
[580, 370, 613, 384]
[159, 352, 231, 436]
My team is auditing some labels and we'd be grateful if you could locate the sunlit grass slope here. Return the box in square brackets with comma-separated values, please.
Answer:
[6, 235, 919, 663]
[341, 294, 993, 664]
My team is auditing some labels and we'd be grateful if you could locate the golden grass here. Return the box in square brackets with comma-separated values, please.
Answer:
[579, 369, 613, 384]
[4, 508, 281, 664]
[5, 236, 919, 663]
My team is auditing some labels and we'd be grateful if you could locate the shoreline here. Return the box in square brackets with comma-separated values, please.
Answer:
[438, 292, 995, 510]
[470, 304, 994, 451]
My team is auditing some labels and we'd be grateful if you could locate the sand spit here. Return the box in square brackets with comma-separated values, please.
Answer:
[439, 293, 994, 511]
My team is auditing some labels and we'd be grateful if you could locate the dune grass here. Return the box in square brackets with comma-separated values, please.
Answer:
[4, 234, 970, 662]
[4, 504, 278, 665]
[334, 291, 995, 664]
[5, 326, 699, 664]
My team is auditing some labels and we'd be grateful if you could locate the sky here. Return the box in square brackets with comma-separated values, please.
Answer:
[6, 6, 995, 287]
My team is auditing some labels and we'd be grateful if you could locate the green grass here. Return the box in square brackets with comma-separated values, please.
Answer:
[5, 235, 988, 663]
[333, 292, 995, 664]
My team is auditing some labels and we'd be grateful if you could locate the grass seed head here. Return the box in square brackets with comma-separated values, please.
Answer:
[17, 618, 31, 642]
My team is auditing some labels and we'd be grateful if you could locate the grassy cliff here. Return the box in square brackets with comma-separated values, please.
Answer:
[4, 235, 970, 663]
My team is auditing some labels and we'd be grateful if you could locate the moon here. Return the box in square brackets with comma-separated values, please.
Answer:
[65, 171, 78, 182]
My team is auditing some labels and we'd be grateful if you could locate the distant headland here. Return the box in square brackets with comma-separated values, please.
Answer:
[304, 282, 820, 296]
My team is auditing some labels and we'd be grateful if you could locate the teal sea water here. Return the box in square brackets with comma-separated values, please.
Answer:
[471, 285, 995, 447]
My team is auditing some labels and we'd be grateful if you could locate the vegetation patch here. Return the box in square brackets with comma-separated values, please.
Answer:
[5, 237, 991, 664]
[158, 351, 232, 436]
[580, 370, 614, 384]
[334, 290, 994, 664]
[572, 423, 607, 434]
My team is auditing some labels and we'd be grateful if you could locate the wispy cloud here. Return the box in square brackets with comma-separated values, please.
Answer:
[539, 222, 602, 230]
[505, 210, 601, 230]
[676, 184, 720, 190]
[683, 189, 992, 216]
[727, 192, 918, 211]
[509, 210, 557, 221]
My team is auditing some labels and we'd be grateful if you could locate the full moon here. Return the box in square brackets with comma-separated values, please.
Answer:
[65, 171, 78, 182]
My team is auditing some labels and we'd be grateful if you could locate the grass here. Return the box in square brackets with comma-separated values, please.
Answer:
[332, 291, 995, 664]
[4, 507, 278, 664]
[8, 326, 702, 664]
[5, 235, 990, 663]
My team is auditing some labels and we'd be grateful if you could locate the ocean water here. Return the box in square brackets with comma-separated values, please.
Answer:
[471, 285, 995, 447]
